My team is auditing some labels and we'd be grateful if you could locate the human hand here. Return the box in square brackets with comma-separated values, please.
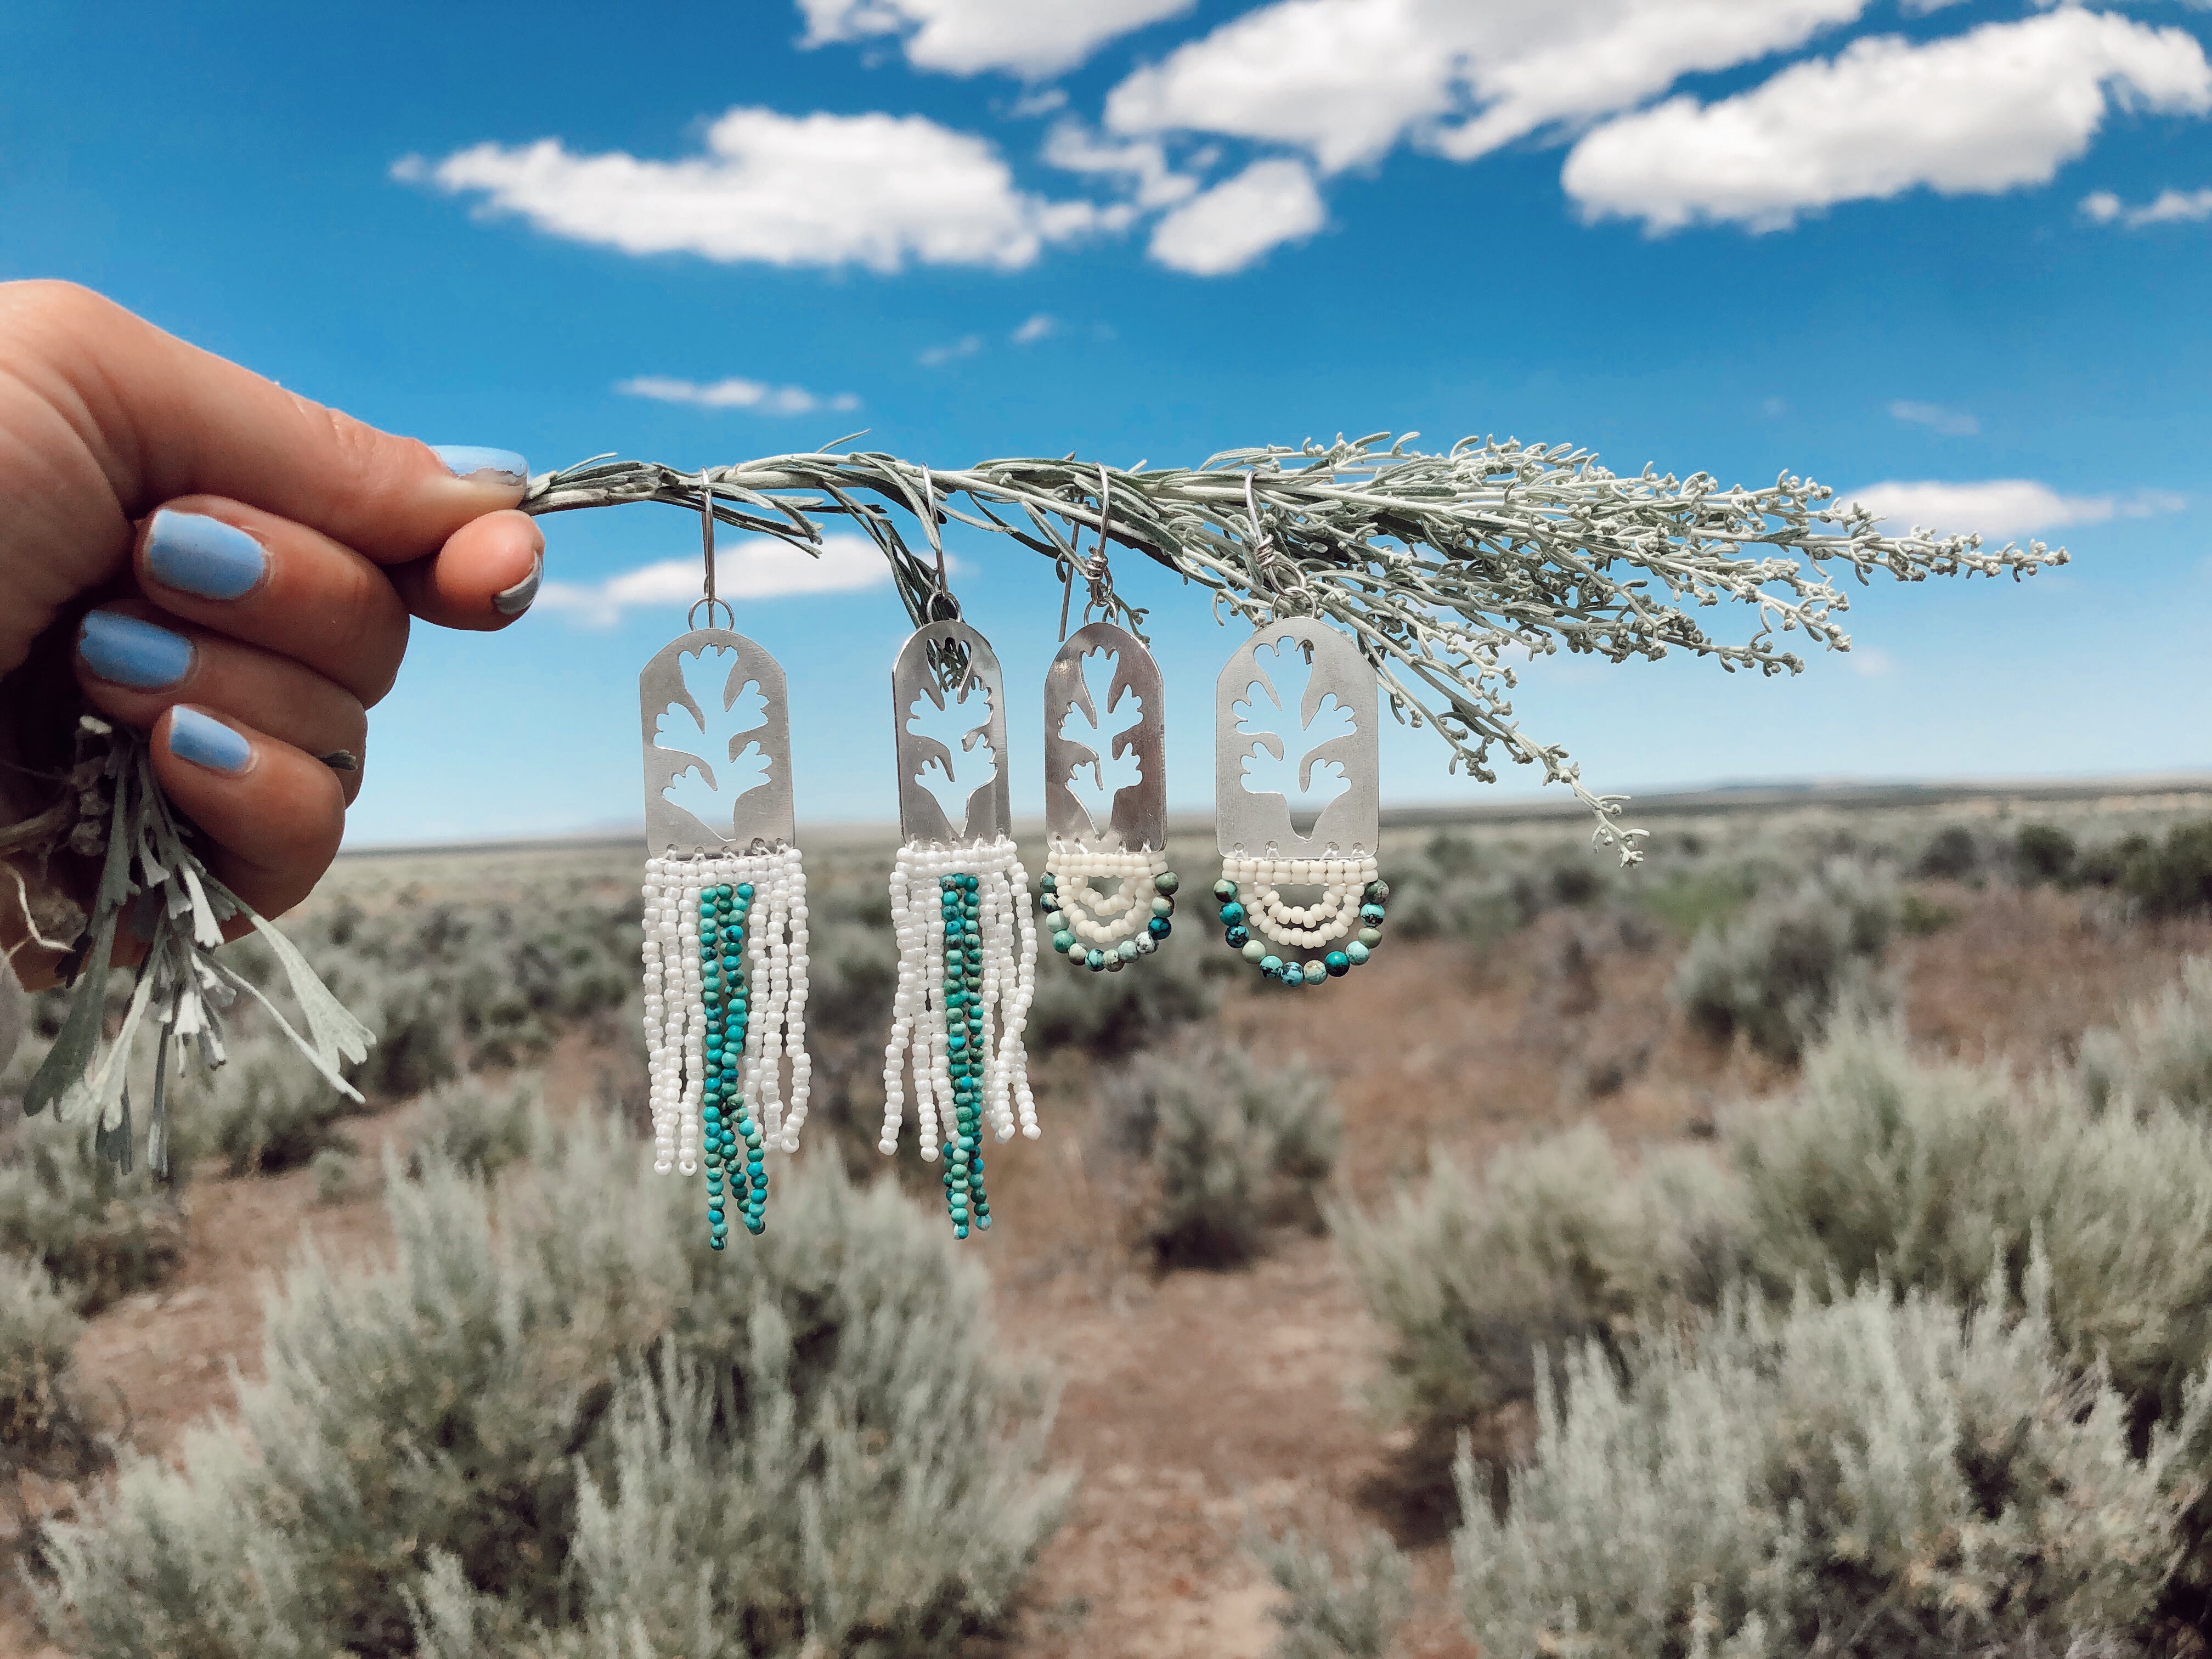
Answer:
[0, 280, 545, 985]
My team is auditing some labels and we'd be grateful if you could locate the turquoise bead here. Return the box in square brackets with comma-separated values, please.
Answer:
[1242, 940, 1267, 963]
[1260, 955, 1283, 974]
[1358, 927, 1383, 948]
[1053, 930, 1076, 953]
[1325, 951, 1350, 976]
[1219, 901, 1246, 926]
[1148, 916, 1171, 939]
[1302, 961, 1328, 984]
[1152, 895, 1175, 916]
[1346, 941, 1370, 964]
[1116, 939, 1139, 960]
[1212, 878, 1237, 899]
[1360, 903, 1387, 924]
[1155, 871, 1180, 894]
[1086, 950, 1106, 970]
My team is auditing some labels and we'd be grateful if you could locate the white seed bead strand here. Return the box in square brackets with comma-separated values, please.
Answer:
[1044, 842, 1169, 947]
[780, 848, 812, 1154]
[676, 866, 703, 1175]
[1004, 847, 1041, 1139]
[879, 855, 916, 1155]
[1223, 854, 1378, 951]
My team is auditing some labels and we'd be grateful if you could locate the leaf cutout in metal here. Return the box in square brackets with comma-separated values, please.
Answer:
[641, 629, 795, 853]
[1044, 620, 1165, 850]
[894, 620, 1010, 845]
[1215, 618, 1378, 859]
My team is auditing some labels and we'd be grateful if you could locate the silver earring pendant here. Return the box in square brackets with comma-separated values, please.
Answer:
[636, 475, 812, 1251]
[880, 614, 1039, 1240]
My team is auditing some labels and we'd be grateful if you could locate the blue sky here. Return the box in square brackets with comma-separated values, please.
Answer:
[4, 0, 2209, 843]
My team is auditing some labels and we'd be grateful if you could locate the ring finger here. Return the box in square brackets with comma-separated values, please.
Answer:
[72, 601, 368, 802]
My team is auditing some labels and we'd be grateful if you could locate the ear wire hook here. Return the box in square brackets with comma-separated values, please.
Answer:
[1243, 467, 1311, 619]
[918, 466, 960, 623]
[1059, 465, 1117, 640]
[687, 469, 735, 630]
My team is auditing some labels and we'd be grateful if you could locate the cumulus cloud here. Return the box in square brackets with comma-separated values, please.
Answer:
[1889, 400, 1979, 437]
[2081, 184, 2212, 225]
[535, 535, 894, 626]
[918, 335, 983, 366]
[798, 0, 1192, 78]
[1846, 478, 2186, 538]
[1011, 313, 1056, 343]
[617, 375, 860, 416]
[1148, 157, 1325, 274]
[1561, 10, 2212, 232]
[1103, 0, 1870, 173]
[1042, 122, 1200, 208]
[399, 108, 1113, 271]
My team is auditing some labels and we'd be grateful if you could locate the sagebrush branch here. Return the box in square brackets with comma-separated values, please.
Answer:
[523, 432, 2064, 862]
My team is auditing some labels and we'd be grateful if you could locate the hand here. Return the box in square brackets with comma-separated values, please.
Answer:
[0, 281, 546, 986]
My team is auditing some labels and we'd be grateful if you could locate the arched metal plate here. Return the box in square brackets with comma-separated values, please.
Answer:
[640, 628, 795, 854]
[1044, 620, 1166, 851]
[1215, 618, 1378, 859]
[894, 620, 1011, 845]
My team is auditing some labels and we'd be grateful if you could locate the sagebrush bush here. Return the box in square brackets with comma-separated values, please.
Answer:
[1099, 1042, 1341, 1268]
[0, 1125, 184, 1312]
[1671, 856, 1897, 1061]
[2124, 821, 2212, 919]
[1452, 1262, 2204, 1659]
[0, 1255, 86, 1458]
[1254, 1527, 1412, 1659]
[1332, 1126, 1743, 1439]
[2077, 956, 2212, 1120]
[170, 1032, 356, 1175]
[1026, 934, 1216, 1058]
[310, 1146, 356, 1206]
[405, 1074, 541, 1179]
[2015, 823, 2079, 886]
[37, 1118, 1069, 1657]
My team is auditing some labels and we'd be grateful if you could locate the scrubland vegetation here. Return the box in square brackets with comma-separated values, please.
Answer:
[4, 786, 2212, 1656]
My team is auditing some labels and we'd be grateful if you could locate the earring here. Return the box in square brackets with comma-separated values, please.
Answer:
[638, 475, 811, 1251]
[1041, 468, 1180, 972]
[1211, 476, 1389, 986]
[879, 576, 1039, 1239]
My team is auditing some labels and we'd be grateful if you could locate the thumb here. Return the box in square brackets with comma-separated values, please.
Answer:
[1, 280, 527, 569]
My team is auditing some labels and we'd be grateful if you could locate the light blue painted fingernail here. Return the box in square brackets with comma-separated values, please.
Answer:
[430, 445, 527, 485]
[146, 510, 267, 601]
[78, 610, 192, 689]
[167, 707, 252, 774]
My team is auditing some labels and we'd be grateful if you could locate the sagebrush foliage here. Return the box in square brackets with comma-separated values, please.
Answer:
[37, 1117, 1070, 1658]
[1671, 857, 1897, 1060]
[169, 1032, 356, 1175]
[1452, 1265, 2203, 1659]
[0, 1122, 183, 1312]
[2076, 956, 2212, 1121]
[1254, 1527, 1412, 1659]
[405, 1073, 541, 1180]
[0, 1254, 85, 1457]
[1099, 1041, 1341, 1268]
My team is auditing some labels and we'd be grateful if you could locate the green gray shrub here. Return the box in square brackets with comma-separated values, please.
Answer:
[1452, 1262, 2203, 1659]
[170, 1033, 356, 1175]
[0, 1255, 86, 1458]
[1101, 1042, 1341, 1268]
[1255, 1527, 1412, 1659]
[0, 1125, 184, 1312]
[1671, 856, 1898, 1061]
[309, 1146, 356, 1206]
[405, 1074, 541, 1180]
[36, 1119, 1069, 1658]
[1332, 1126, 1744, 1438]
[2076, 956, 2212, 1120]
[2123, 821, 2212, 918]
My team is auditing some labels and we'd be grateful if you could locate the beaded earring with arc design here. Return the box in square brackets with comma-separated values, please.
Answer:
[878, 542, 1039, 1240]
[1210, 477, 1391, 986]
[636, 477, 812, 1251]
[1040, 469, 1182, 974]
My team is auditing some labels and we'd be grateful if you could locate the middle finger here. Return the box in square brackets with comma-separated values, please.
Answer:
[132, 494, 411, 704]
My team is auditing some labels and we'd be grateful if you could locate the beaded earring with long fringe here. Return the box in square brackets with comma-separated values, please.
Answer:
[637, 478, 811, 1249]
[1041, 469, 1180, 973]
[1211, 473, 1390, 986]
[879, 585, 1039, 1239]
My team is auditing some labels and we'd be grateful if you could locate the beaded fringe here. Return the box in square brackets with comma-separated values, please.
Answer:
[640, 847, 811, 1244]
[880, 836, 1039, 1238]
[1214, 855, 1390, 986]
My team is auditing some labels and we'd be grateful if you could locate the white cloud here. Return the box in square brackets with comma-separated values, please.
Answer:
[1846, 478, 2187, 538]
[535, 535, 894, 625]
[2081, 184, 2212, 225]
[1043, 122, 1199, 208]
[918, 334, 983, 366]
[1561, 10, 2212, 232]
[1011, 313, 1057, 343]
[401, 107, 1114, 272]
[1103, 0, 1870, 174]
[799, 0, 1192, 78]
[1889, 399, 1979, 437]
[617, 375, 860, 416]
[1148, 158, 1325, 274]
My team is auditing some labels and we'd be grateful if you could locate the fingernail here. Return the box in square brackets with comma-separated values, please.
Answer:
[146, 510, 267, 601]
[430, 445, 528, 486]
[77, 610, 192, 689]
[492, 549, 543, 616]
[167, 707, 252, 774]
